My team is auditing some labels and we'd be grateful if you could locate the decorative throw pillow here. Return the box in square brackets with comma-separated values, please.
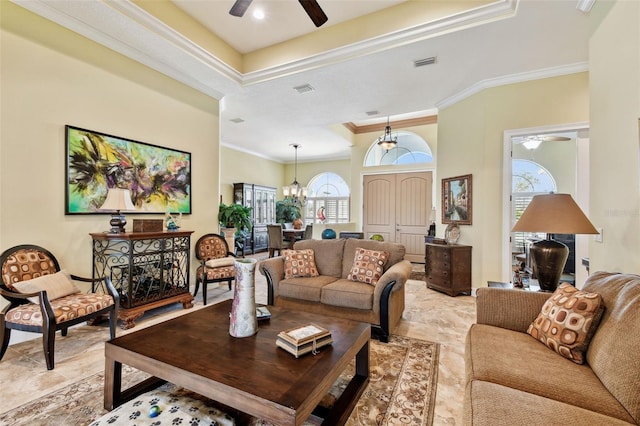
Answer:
[527, 283, 605, 364]
[347, 248, 389, 286]
[205, 257, 235, 268]
[12, 269, 81, 303]
[283, 249, 319, 279]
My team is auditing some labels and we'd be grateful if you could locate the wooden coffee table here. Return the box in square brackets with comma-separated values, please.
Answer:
[104, 299, 370, 425]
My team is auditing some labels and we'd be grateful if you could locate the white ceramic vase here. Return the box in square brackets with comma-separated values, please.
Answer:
[229, 258, 258, 338]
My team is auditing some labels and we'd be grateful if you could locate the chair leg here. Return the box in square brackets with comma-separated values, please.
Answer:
[108, 306, 117, 339]
[192, 277, 201, 299]
[228, 279, 232, 290]
[203, 282, 208, 306]
[269, 248, 274, 258]
[61, 328, 68, 337]
[0, 323, 11, 361]
[43, 326, 56, 370]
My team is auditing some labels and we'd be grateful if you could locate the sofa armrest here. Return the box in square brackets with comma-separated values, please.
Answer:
[259, 257, 284, 305]
[373, 260, 412, 307]
[476, 287, 552, 333]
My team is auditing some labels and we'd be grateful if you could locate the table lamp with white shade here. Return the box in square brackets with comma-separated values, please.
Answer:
[511, 193, 598, 292]
[99, 188, 136, 233]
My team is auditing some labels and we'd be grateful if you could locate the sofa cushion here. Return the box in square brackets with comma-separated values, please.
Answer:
[342, 239, 405, 278]
[283, 249, 319, 279]
[278, 275, 338, 302]
[466, 323, 634, 423]
[293, 239, 345, 277]
[347, 248, 388, 285]
[12, 270, 80, 303]
[526, 283, 604, 364]
[465, 380, 636, 426]
[320, 279, 374, 310]
[583, 271, 640, 424]
[5, 292, 114, 326]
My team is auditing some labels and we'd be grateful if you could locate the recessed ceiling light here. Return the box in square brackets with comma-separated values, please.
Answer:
[253, 9, 264, 19]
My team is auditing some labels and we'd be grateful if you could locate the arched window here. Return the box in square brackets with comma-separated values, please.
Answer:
[303, 172, 350, 224]
[512, 159, 557, 251]
[364, 131, 433, 166]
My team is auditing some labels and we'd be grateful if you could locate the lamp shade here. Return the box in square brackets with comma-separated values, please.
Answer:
[511, 193, 598, 235]
[99, 188, 136, 211]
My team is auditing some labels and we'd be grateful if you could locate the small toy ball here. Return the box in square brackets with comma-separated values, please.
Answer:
[149, 405, 161, 418]
[370, 234, 384, 242]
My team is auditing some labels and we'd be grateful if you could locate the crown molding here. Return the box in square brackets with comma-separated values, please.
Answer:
[242, 0, 519, 86]
[13, 0, 519, 94]
[436, 62, 589, 110]
[345, 115, 439, 134]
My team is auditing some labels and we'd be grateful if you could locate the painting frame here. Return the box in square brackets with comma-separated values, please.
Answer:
[442, 174, 472, 225]
[65, 125, 192, 215]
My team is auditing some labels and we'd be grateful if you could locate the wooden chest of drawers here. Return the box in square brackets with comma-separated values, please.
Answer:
[425, 243, 472, 296]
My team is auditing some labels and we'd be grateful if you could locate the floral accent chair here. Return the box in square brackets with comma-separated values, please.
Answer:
[193, 234, 236, 305]
[0, 244, 118, 370]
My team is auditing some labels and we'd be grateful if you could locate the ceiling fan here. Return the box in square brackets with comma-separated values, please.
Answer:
[229, 0, 328, 28]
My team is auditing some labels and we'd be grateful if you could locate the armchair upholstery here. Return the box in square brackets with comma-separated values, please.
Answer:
[0, 244, 118, 370]
[193, 234, 236, 305]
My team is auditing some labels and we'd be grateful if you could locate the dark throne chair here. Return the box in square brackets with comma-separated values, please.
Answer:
[0, 244, 118, 370]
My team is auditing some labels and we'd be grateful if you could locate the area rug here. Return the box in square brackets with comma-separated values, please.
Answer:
[1, 335, 439, 426]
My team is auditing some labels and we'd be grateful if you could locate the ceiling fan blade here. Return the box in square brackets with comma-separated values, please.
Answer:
[299, 0, 328, 27]
[229, 0, 253, 17]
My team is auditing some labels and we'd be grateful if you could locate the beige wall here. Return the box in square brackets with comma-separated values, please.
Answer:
[438, 73, 589, 288]
[219, 146, 285, 204]
[0, 3, 220, 305]
[588, 0, 640, 274]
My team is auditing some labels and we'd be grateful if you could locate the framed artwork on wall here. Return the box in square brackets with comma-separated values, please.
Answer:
[65, 125, 191, 214]
[442, 174, 472, 225]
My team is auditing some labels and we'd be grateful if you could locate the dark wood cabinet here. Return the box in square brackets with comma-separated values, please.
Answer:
[425, 243, 472, 296]
[91, 230, 194, 329]
[234, 183, 276, 254]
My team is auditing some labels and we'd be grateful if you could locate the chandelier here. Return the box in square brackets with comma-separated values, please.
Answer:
[377, 117, 398, 151]
[283, 144, 307, 206]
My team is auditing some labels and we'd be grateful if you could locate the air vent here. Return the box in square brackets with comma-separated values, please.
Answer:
[293, 84, 314, 94]
[414, 57, 437, 67]
[230, 118, 245, 123]
[365, 110, 379, 116]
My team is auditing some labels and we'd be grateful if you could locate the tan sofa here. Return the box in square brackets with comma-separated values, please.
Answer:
[464, 271, 640, 425]
[259, 238, 411, 342]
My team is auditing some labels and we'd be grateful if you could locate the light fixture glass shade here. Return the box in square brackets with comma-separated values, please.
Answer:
[99, 188, 136, 233]
[377, 120, 398, 151]
[511, 193, 598, 234]
[284, 144, 307, 207]
[522, 139, 542, 150]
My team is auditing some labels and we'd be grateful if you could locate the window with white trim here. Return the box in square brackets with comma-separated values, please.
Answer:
[512, 159, 557, 252]
[304, 172, 350, 224]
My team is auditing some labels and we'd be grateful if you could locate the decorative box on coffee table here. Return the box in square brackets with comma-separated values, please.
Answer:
[425, 242, 472, 296]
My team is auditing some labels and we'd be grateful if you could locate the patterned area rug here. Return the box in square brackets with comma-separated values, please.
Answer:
[1, 335, 439, 426]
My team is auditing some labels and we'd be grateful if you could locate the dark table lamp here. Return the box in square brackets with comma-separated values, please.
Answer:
[511, 193, 598, 292]
[99, 188, 136, 233]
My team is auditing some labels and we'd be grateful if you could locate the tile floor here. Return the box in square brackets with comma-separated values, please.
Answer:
[0, 263, 477, 425]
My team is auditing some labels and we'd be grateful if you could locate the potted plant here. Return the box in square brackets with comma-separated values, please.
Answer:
[276, 200, 302, 225]
[218, 203, 253, 250]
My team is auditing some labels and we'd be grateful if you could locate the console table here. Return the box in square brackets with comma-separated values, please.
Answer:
[91, 231, 194, 329]
[425, 242, 472, 296]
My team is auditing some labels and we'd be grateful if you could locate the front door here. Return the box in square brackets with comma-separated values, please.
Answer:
[363, 172, 432, 262]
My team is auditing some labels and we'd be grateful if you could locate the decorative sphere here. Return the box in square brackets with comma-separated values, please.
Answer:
[321, 228, 337, 239]
[149, 405, 161, 418]
[370, 234, 384, 242]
